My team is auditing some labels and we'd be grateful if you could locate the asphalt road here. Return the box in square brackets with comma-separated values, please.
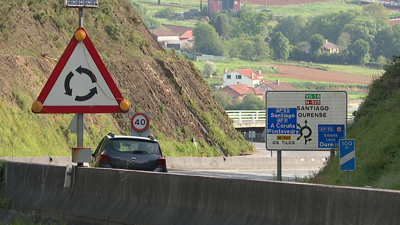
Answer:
[169, 142, 328, 182]
[168, 169, 317, 182]
[246, 142, 331, 158]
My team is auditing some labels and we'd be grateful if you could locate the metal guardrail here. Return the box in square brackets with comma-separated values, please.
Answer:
[226, 110, 355, 124]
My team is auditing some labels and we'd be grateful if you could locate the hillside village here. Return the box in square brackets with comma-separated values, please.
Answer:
[152, 23, 299, 102]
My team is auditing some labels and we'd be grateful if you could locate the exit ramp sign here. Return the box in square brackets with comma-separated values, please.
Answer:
[266, 91, 347, 151]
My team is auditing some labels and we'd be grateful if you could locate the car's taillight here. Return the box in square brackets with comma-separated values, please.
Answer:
[100, 154, 110, 164]
[157, 157, 166, 168]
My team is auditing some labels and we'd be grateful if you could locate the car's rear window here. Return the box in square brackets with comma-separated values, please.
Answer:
[109, 139, 158, 154]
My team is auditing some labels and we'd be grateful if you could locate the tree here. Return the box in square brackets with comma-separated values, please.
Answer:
[210, 13, 230, 37]
[374, 26, 395, 59]
[143, 16, 161, 29]
[342, 17, 376, 44]
[309, 34, 325, 59]
[270, 32, 290, 60]
[237, 10, 269, 37]
[352, 39, 370, 65]
[241, 93, 265, 110]
[307, 12, 344, 44]
[226, 93, 264, 110]
[224, 37, 243, 59]
[273, 15, 307, 45]
[377, 55, 387, 69]
[251, 35, 269, 61]
[240, 39, 255, 61]
[363, 3, 389, 22]
[337, 32, 351, 52]
[193, 23, 225, 56]
[203, 61, 217, 78]
[214, 90, 232, 109]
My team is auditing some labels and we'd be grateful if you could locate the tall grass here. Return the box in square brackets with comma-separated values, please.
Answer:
[0, 99, 118, 157]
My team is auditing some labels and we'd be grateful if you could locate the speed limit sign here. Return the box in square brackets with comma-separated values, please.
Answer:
[131, 113, 150, 132]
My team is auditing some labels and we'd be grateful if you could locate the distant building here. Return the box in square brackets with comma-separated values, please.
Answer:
[151, 29, 192, 50]
[255, 80, 298, 92]
[162, 25, 192, 36]
[208, 0, 241, 13]
[150, 29, 180, 42]
[179, 30, 193, 40]
[322, 39, 339, 54]
[222, 69, 266, 88]
[300, 39, 339, 54]
[222, 84, 265, 103]
[164, 40, 193, 50]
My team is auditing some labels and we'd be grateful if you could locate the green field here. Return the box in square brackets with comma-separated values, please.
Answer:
[192, 59, 377, 102]
[267, 0, 362, 17]
[132, 0, 378, 28]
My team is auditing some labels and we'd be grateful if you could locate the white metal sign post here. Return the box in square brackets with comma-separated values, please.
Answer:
[266, 91, 347, 180]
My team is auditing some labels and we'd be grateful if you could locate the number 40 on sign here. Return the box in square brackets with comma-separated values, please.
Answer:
[130, 113, 150, 132]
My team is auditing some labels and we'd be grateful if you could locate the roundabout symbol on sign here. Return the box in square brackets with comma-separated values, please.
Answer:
[64, 66, 98, 101]
[131, 113, 149, 132]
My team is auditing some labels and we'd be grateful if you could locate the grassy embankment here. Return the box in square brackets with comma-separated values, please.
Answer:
[310, 59, 400, 190]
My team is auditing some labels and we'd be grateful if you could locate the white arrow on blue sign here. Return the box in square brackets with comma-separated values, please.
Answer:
[339, 139, 355, 171]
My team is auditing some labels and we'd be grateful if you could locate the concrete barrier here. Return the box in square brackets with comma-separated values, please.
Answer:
[1, 155, 327, 170]
[167, 156, 327, 170]
[3, 162, 400, 225]
[0, 156, 72, 166]
[167, 156, 326, 170]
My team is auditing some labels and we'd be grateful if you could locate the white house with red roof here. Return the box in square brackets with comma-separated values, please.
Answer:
[221, 83, 265, 103]
[222, 69, 267, 88]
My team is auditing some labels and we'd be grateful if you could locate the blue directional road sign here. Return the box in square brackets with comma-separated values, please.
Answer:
[339, 139, 355, 171]
[318, 124, 345, 149]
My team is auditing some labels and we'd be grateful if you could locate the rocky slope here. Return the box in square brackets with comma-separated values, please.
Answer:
[0, 0, 252, 156]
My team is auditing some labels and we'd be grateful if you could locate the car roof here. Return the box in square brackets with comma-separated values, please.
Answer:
[107, 135, 159, 142]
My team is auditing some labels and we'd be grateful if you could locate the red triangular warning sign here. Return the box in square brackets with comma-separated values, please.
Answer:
[33, 27, 127, 114]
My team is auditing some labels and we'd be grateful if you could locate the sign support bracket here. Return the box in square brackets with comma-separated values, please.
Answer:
[277, 151, 282, 181]
[77, 113, 84, 167]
